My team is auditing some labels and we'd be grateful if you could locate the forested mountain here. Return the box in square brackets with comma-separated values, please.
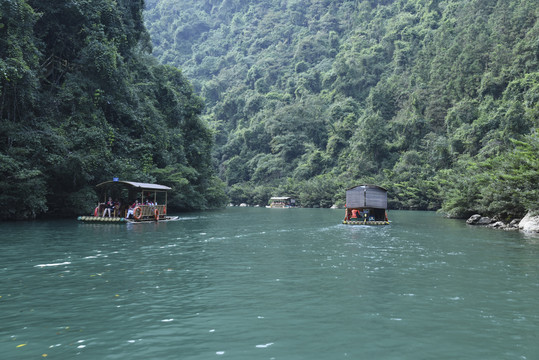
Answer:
[145, 0, 538, 219]
[0, 0, 227, 220]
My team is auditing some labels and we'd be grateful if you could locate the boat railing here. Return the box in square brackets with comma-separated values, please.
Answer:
[136, 204, 166, 220]
[95, 204, 167, 220]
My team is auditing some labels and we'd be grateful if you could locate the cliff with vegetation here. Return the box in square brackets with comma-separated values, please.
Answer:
[0, 0, 227, 220]
[144, 0, 538, 220]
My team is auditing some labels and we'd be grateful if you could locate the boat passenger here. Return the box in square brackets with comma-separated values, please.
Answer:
[126, 200, 139, 218]
[103, 197, 114, 217]
[351, 209, 359, 219]
[114, 200, 121, 217]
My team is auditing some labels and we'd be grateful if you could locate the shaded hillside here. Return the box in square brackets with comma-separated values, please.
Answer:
[145, 0, 538, 218]
[0, 0, 227, 220]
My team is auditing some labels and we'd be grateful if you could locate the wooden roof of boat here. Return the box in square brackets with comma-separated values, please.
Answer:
[96, 180, 171, 191]
[346, 184, 387, 192]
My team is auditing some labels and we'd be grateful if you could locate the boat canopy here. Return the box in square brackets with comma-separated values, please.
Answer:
[346, 184, 387, 209]
[345, 184, 387, 192]
[96, 180, 171, 192]
[270, 196, 292, 200]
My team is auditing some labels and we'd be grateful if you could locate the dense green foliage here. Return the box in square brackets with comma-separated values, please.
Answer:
[145, 0, 538, 218]
[0, 0, 227, 220]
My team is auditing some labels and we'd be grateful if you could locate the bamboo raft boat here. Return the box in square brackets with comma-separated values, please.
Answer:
[343, 185, 390, 225]
[266, 196, 296, 208]
[77, 180, 179, 223]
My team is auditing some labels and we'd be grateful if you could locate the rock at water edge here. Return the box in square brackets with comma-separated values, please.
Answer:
[519, 211, 539, 233]
[466, 214, 481, 224]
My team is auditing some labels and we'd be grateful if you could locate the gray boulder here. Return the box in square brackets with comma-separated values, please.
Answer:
[519, 211, 539, 233]
[466, 214, 482, 224]
[487, 219, 521, 231]
[477, 216, 494, 225]
[466, 214, 494, 225]
[489, 221, 506, 229]
[505, 219, 521, 231]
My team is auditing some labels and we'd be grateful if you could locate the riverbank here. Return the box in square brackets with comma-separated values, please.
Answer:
[466, 210, 539, 233]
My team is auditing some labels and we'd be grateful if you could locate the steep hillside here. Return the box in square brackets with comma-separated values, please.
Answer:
[145, 0, 538, 218]
[0, 0, 227, 220]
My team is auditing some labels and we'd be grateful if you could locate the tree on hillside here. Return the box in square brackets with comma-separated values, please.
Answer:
[144, 0, 538, 216]
[0, 0, 226, 220]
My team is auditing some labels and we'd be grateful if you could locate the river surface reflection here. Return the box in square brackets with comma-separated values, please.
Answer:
[1, 209, 538, 359]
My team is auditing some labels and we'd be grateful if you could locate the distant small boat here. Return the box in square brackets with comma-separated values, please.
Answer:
[78, 180, 179, 223]
[343, 185, 389, 225]
[266, 196, 296, 208]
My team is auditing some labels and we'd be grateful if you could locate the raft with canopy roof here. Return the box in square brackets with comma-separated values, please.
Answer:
[343, 185, 390, 225]
[77, 180, 179, 223]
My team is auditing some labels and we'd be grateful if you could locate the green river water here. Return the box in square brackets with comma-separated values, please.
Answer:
[1, 208, 538, 359]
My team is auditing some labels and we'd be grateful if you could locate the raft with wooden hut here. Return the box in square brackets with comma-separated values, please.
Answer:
[266, 196, 296, 208]
[343, 185, 389, 225]
[77, 180, 178, 223]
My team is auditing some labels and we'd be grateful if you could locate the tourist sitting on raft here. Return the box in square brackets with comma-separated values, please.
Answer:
[126, 200, 140, 219]
[346, 209, 375, 222]
[346, 209, 362, 221]
[102, 197, 114, 217]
